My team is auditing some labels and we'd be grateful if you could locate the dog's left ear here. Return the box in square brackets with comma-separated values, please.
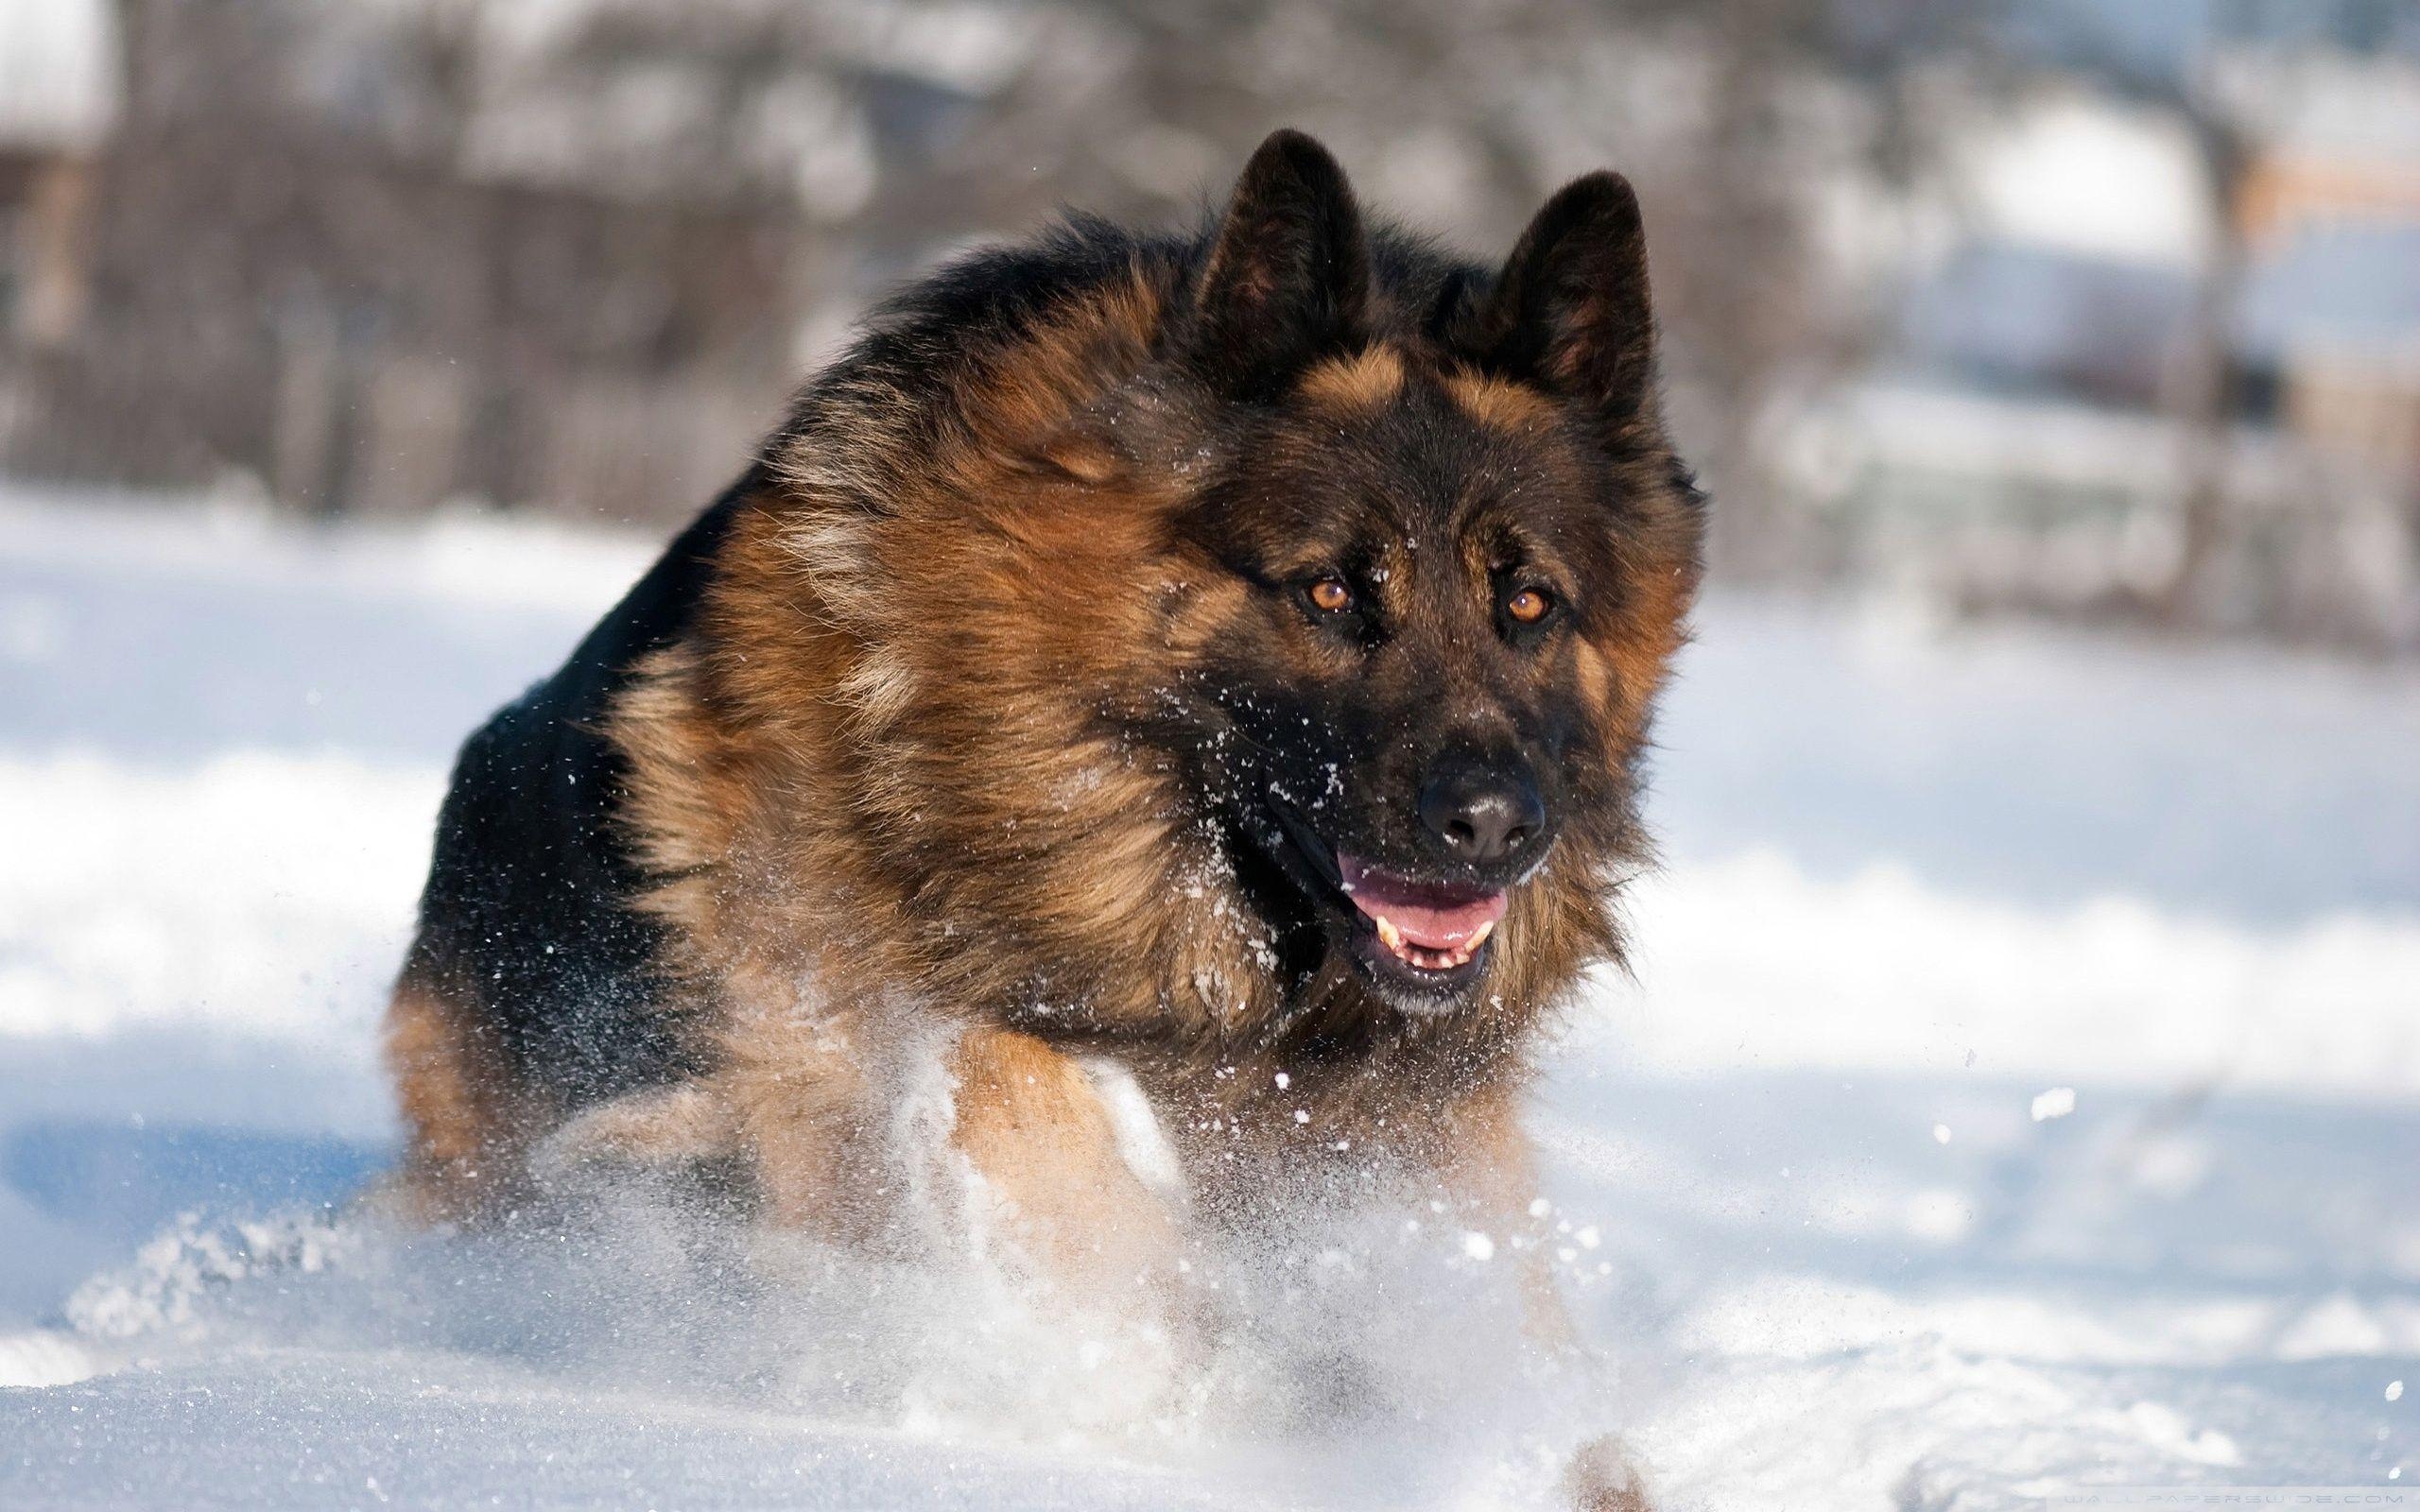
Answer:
[1189, 129, 1371, 401]
[1465, 172, 1659, 430]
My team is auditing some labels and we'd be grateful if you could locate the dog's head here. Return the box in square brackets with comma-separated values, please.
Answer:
[1132, 131, 1705, 1020]
[764, 130, 1702, 1037]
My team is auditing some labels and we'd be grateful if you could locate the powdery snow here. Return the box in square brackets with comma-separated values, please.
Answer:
[1, 483, 2413, 1507]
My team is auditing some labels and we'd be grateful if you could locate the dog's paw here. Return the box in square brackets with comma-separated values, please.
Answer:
[1562, 1434, 1654, 1512]
[529, 1083, 737, 1181]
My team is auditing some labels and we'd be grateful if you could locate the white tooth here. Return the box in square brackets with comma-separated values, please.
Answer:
[1465, 919, 1495, 950]
[1375, 916, 1404, 953]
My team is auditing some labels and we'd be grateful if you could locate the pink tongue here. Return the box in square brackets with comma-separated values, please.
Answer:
[1339, 856, 1508, 950]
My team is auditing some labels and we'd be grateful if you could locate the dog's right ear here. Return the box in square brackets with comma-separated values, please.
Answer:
[1188, 129, 1371, 402]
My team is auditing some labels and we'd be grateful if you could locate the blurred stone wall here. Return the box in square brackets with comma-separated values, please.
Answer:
[0, 0, 1911, 530]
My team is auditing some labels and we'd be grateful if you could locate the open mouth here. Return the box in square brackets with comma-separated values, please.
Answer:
[1259, 797, 1517, 1003]
[1338, 854, 1507, 974]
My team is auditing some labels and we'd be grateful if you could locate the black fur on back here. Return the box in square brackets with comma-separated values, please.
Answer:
[771, 210, 1486, 496]
[407, 467, 758, 1105]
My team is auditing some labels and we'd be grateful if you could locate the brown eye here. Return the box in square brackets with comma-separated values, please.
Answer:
[1507, 587, 1552, 624]
[1307, 577, 1355, 613]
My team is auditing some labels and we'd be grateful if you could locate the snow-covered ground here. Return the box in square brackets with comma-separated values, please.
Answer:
[1, 482, 2413, 1508]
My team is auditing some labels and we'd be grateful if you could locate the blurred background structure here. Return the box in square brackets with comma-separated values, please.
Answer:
[3, 0, 2418, 650]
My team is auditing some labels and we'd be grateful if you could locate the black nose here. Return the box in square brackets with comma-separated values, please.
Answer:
[1418, 757, 1546, 866]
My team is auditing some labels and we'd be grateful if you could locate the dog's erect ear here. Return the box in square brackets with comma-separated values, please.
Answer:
[1468, 172, 1658, 427]
[1190, 129, 1371, 400]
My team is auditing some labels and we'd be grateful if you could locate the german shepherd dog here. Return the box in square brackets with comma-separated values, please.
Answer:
[386, 129, 1701, 1503]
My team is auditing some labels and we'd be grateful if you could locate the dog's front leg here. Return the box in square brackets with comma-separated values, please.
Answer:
[1436, 1080, 1581, 1354]
[1438, 1085, 1656, 1512]
[942, 1026, 1185, 1314]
